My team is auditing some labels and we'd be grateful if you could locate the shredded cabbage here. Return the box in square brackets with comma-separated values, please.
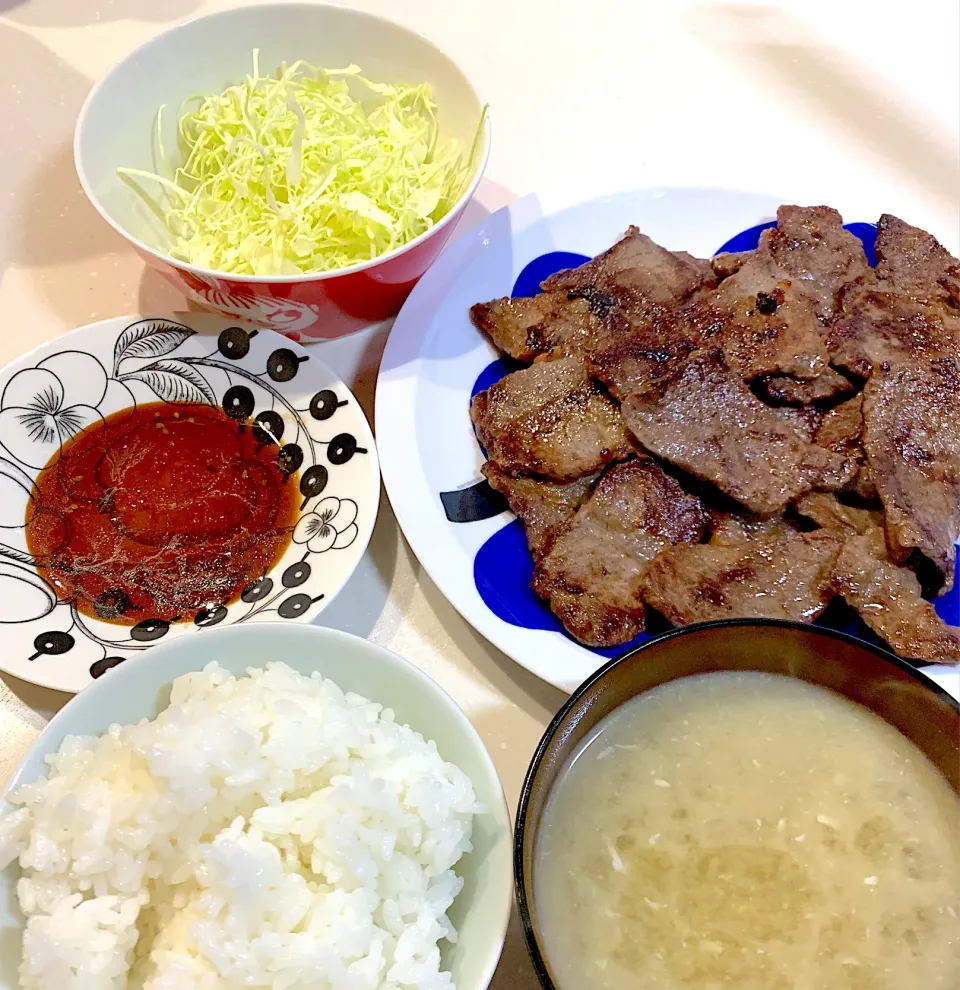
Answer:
[118, 52, 485, 276]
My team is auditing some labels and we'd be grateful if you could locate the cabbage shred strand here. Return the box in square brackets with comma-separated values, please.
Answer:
[118, 53, 482, 276]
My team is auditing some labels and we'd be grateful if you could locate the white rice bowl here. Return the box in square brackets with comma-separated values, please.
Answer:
[0, 661, 481, 990]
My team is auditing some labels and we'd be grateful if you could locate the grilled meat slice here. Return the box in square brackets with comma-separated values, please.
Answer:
[532, 460, 707, 647]
[621, 353, 853, 515]
[591, 286, 844, 407]
[827, 290, 960, 379]
[600, 206, 867, 397]
[861, 356, 960, 593]
[712, 278, 832, 383]
[774, 405, 825, 443]
[814, 395, 876, 498]
[832, 530, 960, 663]
[588, 302, 722, 401]
[710, 250, 753, 279]
[815, 394, 865, 453]
[641, 525, 842, 625]
[707, 512, 799, 546]
[829, 215, 960, 378]
[469, 293, 603, 363]
[470, 357, 633, 481]
[481, 462, 596, 562]
[762, 205, 870, 319]
[712, 205, 869, 320]
[760, 368, 855, 405]
[470, 227, 715, 364]
[705, 206, 868, 383]
[792, 492, 882, 535]
[542, 226, 714, 308]
[871, 213, 960, 308]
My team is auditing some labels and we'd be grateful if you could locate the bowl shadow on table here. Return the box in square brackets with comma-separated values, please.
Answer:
[421, 561, 566, 716]
[414, 549, 568, 787]
[0, 25, 104, 279]
[14, 143, 121, 271]
[378, 183, 531, 367]
[453, 179, 518, 243]
[488, 905, 542, 989]
[0, 0, 199, 24]
[0, 669, 71, 723]
[0, 892, 19, 990]
[441, 626, 563, 988]
[10, 133, 185, 326]
[314, 486, 399, 640]
[688, 3, 960, 212]
[136, 264, 192, 316]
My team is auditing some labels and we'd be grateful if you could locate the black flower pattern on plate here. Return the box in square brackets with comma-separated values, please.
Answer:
[0, 317, 373, 684]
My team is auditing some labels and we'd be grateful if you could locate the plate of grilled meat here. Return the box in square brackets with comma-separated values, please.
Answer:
[376, 188, 960, 694]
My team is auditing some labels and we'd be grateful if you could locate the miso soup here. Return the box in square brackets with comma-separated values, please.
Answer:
[535, 672, 960, 990]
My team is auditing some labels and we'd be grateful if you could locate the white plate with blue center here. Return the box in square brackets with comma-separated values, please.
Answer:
[375, 188, 960, 698]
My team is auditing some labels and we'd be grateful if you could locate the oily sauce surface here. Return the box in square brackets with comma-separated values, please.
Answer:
[25, 402, 298, 624]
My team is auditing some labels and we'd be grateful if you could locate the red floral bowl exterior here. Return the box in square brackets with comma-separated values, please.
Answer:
[138, 189, 478, 340]
[74, 3, 489, 341]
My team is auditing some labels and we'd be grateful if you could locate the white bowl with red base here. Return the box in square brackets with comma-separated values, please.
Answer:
[74, 3, 490, 340]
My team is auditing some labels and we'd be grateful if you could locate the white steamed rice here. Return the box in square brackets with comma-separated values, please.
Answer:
[0, 661, 480, 990]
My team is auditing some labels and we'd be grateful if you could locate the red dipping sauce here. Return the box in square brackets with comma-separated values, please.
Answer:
[25, 402, 298, 624]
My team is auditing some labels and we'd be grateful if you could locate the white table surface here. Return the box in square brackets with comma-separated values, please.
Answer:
[0, 1, 958, 985]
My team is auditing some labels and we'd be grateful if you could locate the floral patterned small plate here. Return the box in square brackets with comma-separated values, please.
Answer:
[0, 314, 379, 692]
